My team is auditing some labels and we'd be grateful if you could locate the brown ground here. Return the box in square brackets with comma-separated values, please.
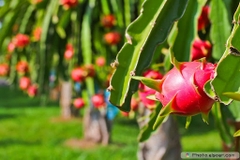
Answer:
[64, 138, 99, 149]
[50, 116, 98, 149]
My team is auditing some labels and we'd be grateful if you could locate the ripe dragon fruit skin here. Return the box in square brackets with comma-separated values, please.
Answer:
[155, 61, 216, 117]
[133, 60, 216, 125]
[191, 38, 212, 61]
[198, 5, 210, 31]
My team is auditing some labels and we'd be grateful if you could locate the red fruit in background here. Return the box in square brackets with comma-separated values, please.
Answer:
[16, 61, 29, 74]
[104, 32, 121, 45]
[33, 27, 42, 41]
[0, 63, 9, 76]
[84, 64, 95, 77]
[198, 6, 210, 31]
[7, 42, 15, 53]
[64, 44, 74, 60]
[138, 69, 163, 109]
[73, 98, 85, 109]
[61, 0, 78, 9]
[91, 94, 105, 108]
[27, 84, 38, 97]
[71, 67, 87, 82]
[121, 111, 129, 117]
[96, 56, 106, 67]
[139, 89, 156, 109]
[19, 77, 31, 90]
[191, 38, 212, 61]
[154, 61, 216, 117]
[13, 34, 30, 48]
[101, 14, 116, 28]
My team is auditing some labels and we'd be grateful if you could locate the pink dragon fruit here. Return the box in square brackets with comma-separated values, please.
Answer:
[138, 69, 163, 109]
[73, 97, 85, 109]
[198, 5, 210, 31]
[133, 60, 216, 125]
[64, 43, 74, 60]
[60, 0, 78, 10]
[13, 34, 30, 48]
[191, 38, 212, 61]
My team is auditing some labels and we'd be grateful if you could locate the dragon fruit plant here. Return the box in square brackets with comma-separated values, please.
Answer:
[133, 54, 216, 128]
[133, 58, 217, 128]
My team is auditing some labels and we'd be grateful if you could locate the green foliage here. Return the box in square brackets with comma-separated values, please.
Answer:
[173, 0, 206, 61]
[109, 0, 240, 145]
[205, 4, 240, 105]
[2, 0, 240, 147]
[0, 0, 142, 102]
[209, 0, 231, 60]
[211, 103, 233, 145]
[109, 0, 189, 111]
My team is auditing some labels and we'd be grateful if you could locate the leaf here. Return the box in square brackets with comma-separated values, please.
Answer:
[38, 0, 59, 95]
[56, 10, 71, 39]
[100, 0, 110, 15]
[234, 129, 240, 137]
[111, 0, 124, 28]
[173, 0, 206, 62]
[81, 0, 96, 97]
[123, 0, 131, 26]
[131, 76, 163, 92]
[0, 2, 24, 50]
[164, 22, 178, 71]
[209, 0, 231, 60]
[19, 5, 35, 33]
[223, 92, 240, 101]
[109, 0, 189, 111]
[206, 4, 240, 105]
[0, 1, 10, 18]
[185, 116, 192, 129]
[227, 100, 240, 122]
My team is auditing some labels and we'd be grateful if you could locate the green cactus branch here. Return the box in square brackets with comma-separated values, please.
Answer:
[209, 0, 231, 60]
[81, 0, 95, 97]
[38, 0, 59, 99]
[205, 3, 240, 105]
[173, 0, 206, 62]
[109, 0, 189, 111]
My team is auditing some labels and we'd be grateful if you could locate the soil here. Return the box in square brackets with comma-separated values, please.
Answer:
[64, 138, 126, 149]
[64, 138, 99, 149]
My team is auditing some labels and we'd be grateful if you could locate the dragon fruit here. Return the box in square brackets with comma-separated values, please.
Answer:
[198, 5, 210, 31]
[138, 69, 163, 109]
[133, 60, 216, 125]
[191, 38, 212, 61]
[14, 34, 30, 48]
